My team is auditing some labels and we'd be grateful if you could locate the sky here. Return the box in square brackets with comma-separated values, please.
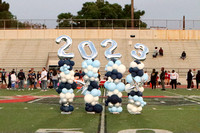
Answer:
[4, 0, 200, 29]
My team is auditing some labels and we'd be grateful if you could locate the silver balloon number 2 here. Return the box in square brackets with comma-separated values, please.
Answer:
[101, 39, 122, 60]
[78, 41, 98, 60]
[131, 43, 149, 61]
[56, 35, 74, 60]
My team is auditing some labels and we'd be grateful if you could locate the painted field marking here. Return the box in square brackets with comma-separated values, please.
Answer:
[24, 107, 28, 110]
[35, 128, 83, 133]
[27, 98, 44, 103]
[100, 88, 106, 133]
[118, 128, 173, 133]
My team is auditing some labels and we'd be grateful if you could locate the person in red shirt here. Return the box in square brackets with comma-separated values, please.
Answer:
[164, 71, 168, 85]
[167, 71, 170, 86]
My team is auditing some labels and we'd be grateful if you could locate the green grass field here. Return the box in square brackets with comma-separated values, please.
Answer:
[0, 88, 200, 133]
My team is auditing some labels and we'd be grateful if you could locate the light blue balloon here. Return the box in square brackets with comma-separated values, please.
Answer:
[68, 89, 73, 94]
[126, 74, 133, 83]
[87, 71, 94, 77]
[138, 97, 143, 102]
[133, 95, 139, 101]
[117, 107, 123, 113]
[116, 82, 125, 92]
[86, 59, 93, 65]
[92, 60, 100, 68]
[63, 64, 67, 67]
[108, 107, 112, 112]
[60, 67, 64, 72]
[107, 82, 116, 91]
[128, 95, 133, 99]
[91, 89, 99, 97]
[64, 67, 68, 71]
[85, 91, 91, 95]
[108, 61, 114, 66]
[104, 81, 109, 88]
[64, 70, 70, 75]
[143, 101, 147, 105]
[93, 73, 98, 78]
[142, 74, 148, 81]
[115, 60, 121, 65]
[62, 88, 68, 94]
[134, 76, 142, 83]
[97, 90, 101, 96]
[112, 107, 117, 112]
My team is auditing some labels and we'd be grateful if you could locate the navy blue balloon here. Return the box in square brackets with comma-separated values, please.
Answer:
[90, 81, 98, 88]
[65, 83, 71, 89]
[137, 70, 144, 76]
[111, 74, 117, 80]
[64, 60, 71, 65]
[106, 72, 112, 77]
[94, 104, 103, 113]
[134, 60, 141, 64]
[117, 73, 123, 79]
[131, 72, 137, 77]
[130, 91, 136, 96]
[137, 91, 143, 97]
[71, 82, 77, 89]
[56, 88, 62, 94]
[58, 60, 65, 67]
[105, 100, 109, 106]
[69, 105, 74, 111]
[69, 65, 73, 70]
[132, 67, 139, 72]
[70, 60, 75, 66]
[61, 106, 70, 112]
[112, 69, 118, 74]
[110, 95, 119, 104]
[129, 68, 134, 73]
[87, 85, 93, 91]
[87, 107, 94, 112]
[59, 83, 66, 89]
[118, 98, 122, 103]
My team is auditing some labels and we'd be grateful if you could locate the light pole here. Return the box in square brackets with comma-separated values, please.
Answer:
[131, 0, 134, 28]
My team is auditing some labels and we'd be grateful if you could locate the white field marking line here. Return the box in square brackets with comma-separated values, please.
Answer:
[27, 98, 45, 103]
[165, 91, 200, 105]
[100, 88, 106, 133]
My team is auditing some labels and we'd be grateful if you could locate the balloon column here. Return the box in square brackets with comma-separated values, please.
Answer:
[125, 43, 149, 114]
[101, 39, 126, 114]
[78, 41, 103, 113]
[56, 35, 77, 114]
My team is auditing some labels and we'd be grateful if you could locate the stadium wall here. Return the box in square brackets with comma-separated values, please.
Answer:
[0, 29, 200, 40]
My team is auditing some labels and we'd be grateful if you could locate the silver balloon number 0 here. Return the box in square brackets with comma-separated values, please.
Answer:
[56, 35, 74, 59]
[101, 39, 122, 60]
[78, 41, 98, 60]
[131, 43, 149, 61]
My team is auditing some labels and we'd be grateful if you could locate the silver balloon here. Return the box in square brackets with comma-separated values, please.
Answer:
[78, 41, 98, 60]
[131, 43, 149, 61]
[101, 39, 122, 60]
[56, 35, 74, 59]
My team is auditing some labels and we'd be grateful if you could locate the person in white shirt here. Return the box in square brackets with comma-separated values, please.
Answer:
[11, 71, 17, 90]
[170, 70, 179, 89]
[40, 67, 47, 91]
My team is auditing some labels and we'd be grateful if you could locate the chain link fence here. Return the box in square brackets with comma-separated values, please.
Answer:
[0, 19, 200, 30]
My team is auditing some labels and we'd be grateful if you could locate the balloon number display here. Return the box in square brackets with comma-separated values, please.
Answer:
[55, 35, 149, 115]
[56, 35, 77, 114]
[125, 43, 149, 114]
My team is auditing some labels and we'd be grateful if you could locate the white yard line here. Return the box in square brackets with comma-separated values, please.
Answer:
[27, 98, 44, 103]
[100, 89, 106, 133]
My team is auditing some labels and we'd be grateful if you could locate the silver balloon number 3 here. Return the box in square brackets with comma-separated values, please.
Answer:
[78, 41, 98, 60]
[56, 35, 74, 59]
[101, 39, 122, 60]
[131, 43, 149, 61]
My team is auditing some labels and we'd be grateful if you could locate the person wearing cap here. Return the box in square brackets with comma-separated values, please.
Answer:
[17, 69, 26, 90]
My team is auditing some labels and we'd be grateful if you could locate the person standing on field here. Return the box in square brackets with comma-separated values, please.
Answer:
[40, 67, 47, 91]
[170, 70, 179, 90]
[160, 67, 165, 91]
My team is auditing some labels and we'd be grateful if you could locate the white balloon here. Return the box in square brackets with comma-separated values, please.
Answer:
[112, 64, 118, 70]
[90, 77, 95, 81]
[83, 75, 89, 80]
[61, 78, 67, 83]
[68, 98, 73, 103]
[130, 61, 138, 68]
[84, 69, 88, 73]
[71, 93, 75, 98]
[60, 93, 65, 99]
[70, 76, 74, 80]
[118, 64, 126, 74]
[60, 72, 65, 78]
[108, 102, 113, 107]
[117, 92, 122, 98]
[107, 91, 113, 96]
[129, 99, 135, 104]
[70, 70, 75, 76]
[137, 106, 143, 112]
[127, 103, 133, 110]
[125, 84, 131, 93]
[108, 77, 113, 82]
[87, 65, 93, 71]
[92, 68, 98, 73]
[114, 79, 120, 83]
[135, 101, 141, 107]
[59, 100, 62, 104]
[115, 103, 120, 107]
[94, 96, 99, 102]
[139, 87, 144, 92]
[65, 74, 71, 80]
[91, 101, 96, 106]
[131, 105, 138, 113]
[137, 62, 144, 70]
[84, 94, 94, 103]
[113, 89, 119, 94]
[68, 80, 73, 84]
[65, 93, 72, 99]
[95, 78, 99, 82]
[107, 66, 113, 71]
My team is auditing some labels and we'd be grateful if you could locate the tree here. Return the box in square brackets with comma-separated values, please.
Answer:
[57, 1, 146, 28]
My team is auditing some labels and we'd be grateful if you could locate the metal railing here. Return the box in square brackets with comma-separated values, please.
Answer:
[0, 19, 200, 30]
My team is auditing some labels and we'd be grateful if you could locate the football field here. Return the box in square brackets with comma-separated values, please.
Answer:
[0, 88, 200, 133]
